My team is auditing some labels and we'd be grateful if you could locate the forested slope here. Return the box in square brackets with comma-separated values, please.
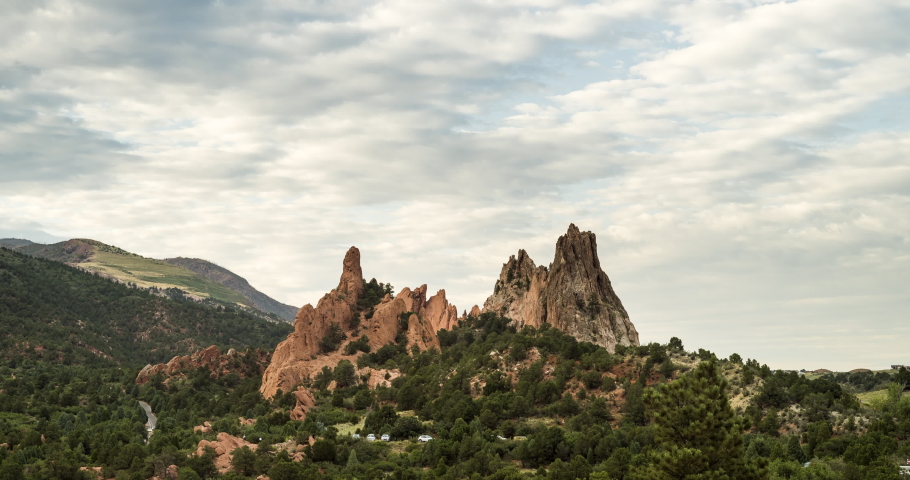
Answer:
[0, 247, 292, 367]
[0, 309, 908, 479]
[0, 238, 296, 323]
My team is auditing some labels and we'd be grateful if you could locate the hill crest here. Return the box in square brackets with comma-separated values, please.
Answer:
[0, 238, 297, 322]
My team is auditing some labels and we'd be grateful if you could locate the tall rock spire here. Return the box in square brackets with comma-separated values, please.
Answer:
[483, 224, 639, 352]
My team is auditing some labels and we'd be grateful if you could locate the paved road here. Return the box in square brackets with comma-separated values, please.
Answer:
[138, 401, 157, 432]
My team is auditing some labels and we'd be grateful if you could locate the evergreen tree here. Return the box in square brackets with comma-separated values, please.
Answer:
[346, 449, 359, 468]
[631, 360, 764, 480]
[786, 435, 806, 464]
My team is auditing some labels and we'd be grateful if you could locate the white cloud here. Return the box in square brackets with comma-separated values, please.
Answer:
[1, 0, 908, 369]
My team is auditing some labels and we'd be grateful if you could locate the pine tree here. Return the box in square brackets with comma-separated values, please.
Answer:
[631, 359, 765, 480]
[346, 449, 359, 468]
[787, 435, 806, 464]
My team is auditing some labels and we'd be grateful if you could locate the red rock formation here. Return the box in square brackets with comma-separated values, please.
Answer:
[260, 248, 362, 398]
[484, 249, 548, 328]
[423, 289, 458, 333]
[194, 422, 214, 434]
[195, 432, 257, 473]
[260, 248, 452, 400]
[290, 387, 316, 421]
[136, 346, 262, 384]
[483, 224, 639, 352]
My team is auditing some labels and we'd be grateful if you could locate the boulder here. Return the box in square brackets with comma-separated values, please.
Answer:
[194, 432, 256, 473]
[290, 387, 317, 421]
[193, 421, 213, 434]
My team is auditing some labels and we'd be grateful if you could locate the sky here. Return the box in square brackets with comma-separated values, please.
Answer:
[1, 0, 908, 371]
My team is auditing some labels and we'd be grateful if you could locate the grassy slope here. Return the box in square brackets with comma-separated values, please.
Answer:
[80, 250, 251, 306]
[162, 257, 298, 322]
[6, 238, 252, 307]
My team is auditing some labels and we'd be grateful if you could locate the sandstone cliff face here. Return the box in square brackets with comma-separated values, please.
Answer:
[423, 289, 458, 333]
[483, 224, 639, 352]
[259, 247, 361, 399]
[483, 249, 548, 327]
[259, 248, 451, 400]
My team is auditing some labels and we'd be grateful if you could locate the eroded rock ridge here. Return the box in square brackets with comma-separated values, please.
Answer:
[259, 247, 451, 401]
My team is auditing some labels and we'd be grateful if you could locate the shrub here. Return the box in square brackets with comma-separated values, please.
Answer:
[319, 323, 347, 354]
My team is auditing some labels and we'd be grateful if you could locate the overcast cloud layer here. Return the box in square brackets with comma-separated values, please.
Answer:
[1, 0, 908, 370]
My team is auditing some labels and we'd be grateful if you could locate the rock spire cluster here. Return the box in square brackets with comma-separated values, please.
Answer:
[259, 247, 455, 401]
[259, 224, 639, 412]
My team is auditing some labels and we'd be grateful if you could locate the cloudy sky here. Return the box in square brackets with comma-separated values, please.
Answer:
[2, 0, 908, 370]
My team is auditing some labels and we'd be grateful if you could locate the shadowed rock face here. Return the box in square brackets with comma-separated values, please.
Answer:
[483, 224, 639, 352]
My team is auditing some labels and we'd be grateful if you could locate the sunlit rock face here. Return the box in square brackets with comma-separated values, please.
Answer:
[259, 247, 444, 400]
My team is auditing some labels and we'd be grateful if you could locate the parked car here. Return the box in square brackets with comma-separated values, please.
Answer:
[417, 435, 433, 443]
[352, 433, 360, 440]
[380, 434, 390, 442]
[366, 434, 376, 442]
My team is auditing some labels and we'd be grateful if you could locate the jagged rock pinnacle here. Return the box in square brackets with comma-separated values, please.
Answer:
[483, 224, 639, 352]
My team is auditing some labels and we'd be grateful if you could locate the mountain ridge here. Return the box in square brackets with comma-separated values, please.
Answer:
[163, 257, 299, 322]
[0, 246, 292, 366]
[0, 237, 297, 322]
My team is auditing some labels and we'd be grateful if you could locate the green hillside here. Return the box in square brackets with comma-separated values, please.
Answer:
[1, 309, 908, 479]
[0, 246, 292, 367]
[163, 257, 299, 322]
[0, 238, 296, 322]
[2, 244, 909, 479]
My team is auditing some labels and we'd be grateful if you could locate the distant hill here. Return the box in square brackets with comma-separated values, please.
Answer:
[0, 246, 292, 367]
[0, 238, 35, 247]
[163, 257, 299, 322]
[0, 238, 298, 322]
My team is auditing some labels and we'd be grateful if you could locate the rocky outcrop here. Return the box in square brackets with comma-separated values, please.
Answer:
[423, 290, 458, 333]
[290, 387, 317, 421]
[259, 248, 362, 398]
[194, 422, 214, 434]
[136, 346, 267, 384]
[195, 432, 257, 473]
[483, 224, 639, 352]
[484, 249, 548, 328]
[260, 248, 452, 399]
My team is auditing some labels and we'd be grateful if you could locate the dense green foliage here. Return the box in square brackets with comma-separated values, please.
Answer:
[358, 278, 394, 321]
[1, 292, 909, 479]
[0, 247, 292, 367]
[633, 359, 763, 479]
